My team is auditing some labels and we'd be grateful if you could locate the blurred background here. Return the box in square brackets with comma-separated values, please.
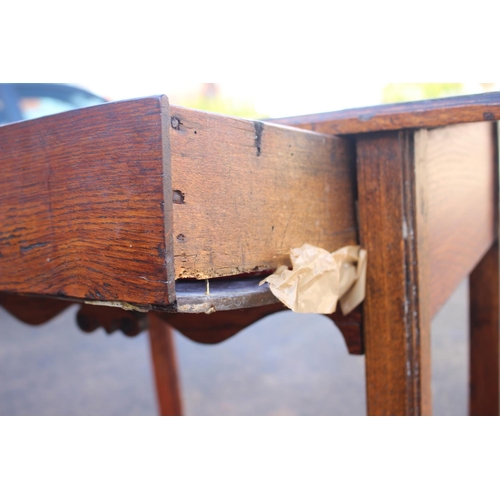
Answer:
[0, 82, 494, 415]
[85, 82, 498, 118]
[2, 82, 498, 124]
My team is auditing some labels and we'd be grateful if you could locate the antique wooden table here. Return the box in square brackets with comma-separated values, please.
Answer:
[1, 93, 499, 416]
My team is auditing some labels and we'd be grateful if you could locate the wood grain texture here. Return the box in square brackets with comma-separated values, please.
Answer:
[1, 99, 358, 309]
[169, 107, 357, 279]
[148, 313, 183, 416]
[415, 122, 496, 317]
[0, 97, 175, 307]
[357, 131, 431, 416]
[270, 92, 500, 135]
[469, 242, 500, 416]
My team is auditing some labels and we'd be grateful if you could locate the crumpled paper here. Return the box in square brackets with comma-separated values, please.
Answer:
[259, 244, 367, 315]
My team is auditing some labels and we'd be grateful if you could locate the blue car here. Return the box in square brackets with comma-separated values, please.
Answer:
[0, 83, 106, 125]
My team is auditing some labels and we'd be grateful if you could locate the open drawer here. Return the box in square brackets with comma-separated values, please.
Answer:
[0, 96, 357, 312]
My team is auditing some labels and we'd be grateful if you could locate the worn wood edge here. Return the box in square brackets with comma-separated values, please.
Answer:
[0, 94, 168, 129]
[412, 130, 433, 416]
[0, 291, 169, 315]
[0, 278, 276, 314]
[268, 92, 500, 135]
[169, 104, 351, 140]
[160, 95, 176, 302]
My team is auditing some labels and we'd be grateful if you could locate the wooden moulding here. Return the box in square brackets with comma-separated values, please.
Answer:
[156, 304, 364, 355]
[0, 292, 73, 325]
[270, 92, 500, 135]
[0, 284, 364, 355]
[0, 97, 357, 310]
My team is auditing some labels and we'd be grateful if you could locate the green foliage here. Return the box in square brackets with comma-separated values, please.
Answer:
[180, 95, 266, 119]
[382, 83, 465, 103]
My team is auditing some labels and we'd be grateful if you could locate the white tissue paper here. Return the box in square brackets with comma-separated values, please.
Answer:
[259, 244, 366, 315]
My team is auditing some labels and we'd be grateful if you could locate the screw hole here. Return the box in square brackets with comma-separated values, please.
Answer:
[171, 117, 181, 130]
[173, 190, 185, 204]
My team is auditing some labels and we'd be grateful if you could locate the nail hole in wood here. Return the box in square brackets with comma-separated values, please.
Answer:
[173, 190, 185, 204]
[171, 117, 181, 130]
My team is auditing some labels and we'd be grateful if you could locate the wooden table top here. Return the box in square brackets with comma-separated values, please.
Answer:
[271, 91, 500, 134]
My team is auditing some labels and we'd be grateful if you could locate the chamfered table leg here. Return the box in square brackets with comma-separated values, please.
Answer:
[469, 241, 500, 416]
[148, 313, 183, 416]
[356, 131, 432, 416]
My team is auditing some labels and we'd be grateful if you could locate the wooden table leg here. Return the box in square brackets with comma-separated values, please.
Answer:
[469, 241, 500, 415]
[357, 131, 432, 416]
[148, 313, 183, 416]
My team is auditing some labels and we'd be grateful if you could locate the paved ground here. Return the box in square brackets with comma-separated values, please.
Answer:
[0, 280, 468, 416]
